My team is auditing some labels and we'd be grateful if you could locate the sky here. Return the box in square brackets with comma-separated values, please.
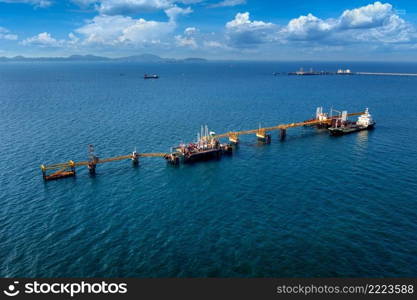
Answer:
[1, 0, 417, 60]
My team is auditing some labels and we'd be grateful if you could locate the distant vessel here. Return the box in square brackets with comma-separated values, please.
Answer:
[288, 68, 328, 76]
[328, 108, 375, 135]
[336, 69, 353, 75]
[144, 74, 159, 79]
[288, 68, 355, 76]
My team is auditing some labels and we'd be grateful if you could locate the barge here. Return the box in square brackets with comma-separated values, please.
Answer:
[166, 125, 233, 164]
[41, 161, 76, 181]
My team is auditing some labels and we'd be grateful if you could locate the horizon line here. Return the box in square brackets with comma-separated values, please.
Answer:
[1, 54, 417, 64]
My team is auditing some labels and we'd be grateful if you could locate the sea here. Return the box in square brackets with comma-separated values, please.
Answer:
[0, 61, 416, 277]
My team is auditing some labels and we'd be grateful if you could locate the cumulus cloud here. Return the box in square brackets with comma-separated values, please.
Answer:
[221, 2, 417, 51]
[21, 32, 63, 47]
[339, 1, 394, 29]
[280, 2, 416, 44]
[20, 31, 82, 48]
[203, 40, 230, 50]
[11, 1, 417, 56]
[71, 2, 192, 47]
[71, 0, 200, 15]
[0, 0, 52, 8]
[75, 14, 176, 46]
[0, 27, 18, 40]
[165, 5, 192, 21]
[210, 0, 245, 8]
[225, 12, 277, 47]
[98, 0, 171, 15]
[282, 13, 335, 41]
[175, 26, 197, 48]
[184, 26, 197, 35]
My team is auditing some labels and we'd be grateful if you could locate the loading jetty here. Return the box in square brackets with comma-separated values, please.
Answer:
[286, 68, 417, 77]
[40, 108, 367, 181]
[356, 72, 417, 77]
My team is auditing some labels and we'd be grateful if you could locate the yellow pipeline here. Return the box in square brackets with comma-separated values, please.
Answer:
[41, 111, 365, 171]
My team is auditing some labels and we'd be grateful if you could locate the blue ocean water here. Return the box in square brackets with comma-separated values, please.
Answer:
[0, 61, 416, 277]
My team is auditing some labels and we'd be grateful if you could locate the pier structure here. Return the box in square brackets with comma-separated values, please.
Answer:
[40, 108, 365, 181]
[211, 110, 363, 141]
[41, 150, 166, 181]
[228, 132, 239, 144]
[256, 124, 271, 143]
[356, 72, 417, 77]
[286, 69, 417, 77]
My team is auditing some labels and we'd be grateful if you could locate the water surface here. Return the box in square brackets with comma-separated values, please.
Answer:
[0, 61, 416, 277]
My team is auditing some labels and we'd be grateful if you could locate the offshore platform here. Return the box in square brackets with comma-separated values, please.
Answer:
[40, 107, 368, 181]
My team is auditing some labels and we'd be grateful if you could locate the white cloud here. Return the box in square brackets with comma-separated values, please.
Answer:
[75, 14, 176, 46]
[68, 32, 80, 45]
[175, 26, 197, 48]
[203, 40, 227, 49]
[71, 0, 96, 7]
[184, 26, 197, 35]
[0, 0, 52, 8]
[24, 2, 193, 49]
[175, 35, 197, 48]
[280, 1, 417, 44]
[354, 14, 415, 43]
[20, 31, 82, 48]
[21, 32, 63, 47]
[98, 0, 171, 15]
[226, 12, 272, 29]
[71, 0, 201, 15]
[164, 5, 192, 21]
[225, 12, 277, 47]
[10, 0, 417, 57]
[222, 2, 417, 51]
[283, 13, 335, 40]
[0, 27, 18, 40]
[338, 1, 394, 29]
[211, 0, 245, 8]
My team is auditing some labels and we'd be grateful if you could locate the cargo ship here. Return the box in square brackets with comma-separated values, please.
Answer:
[288, 68, 327, 76]
[328, 108, 375, 135]
[144, 74, 159, 79]
[166, 125, 233, 164]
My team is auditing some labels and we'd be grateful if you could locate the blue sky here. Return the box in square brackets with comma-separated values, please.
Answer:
[1, 0, 417, 60]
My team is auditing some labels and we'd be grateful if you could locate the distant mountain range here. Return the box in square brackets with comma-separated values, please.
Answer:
[0, 54, 208, 63]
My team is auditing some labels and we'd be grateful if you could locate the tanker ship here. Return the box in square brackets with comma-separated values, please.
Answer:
[328, 108, 375, 135]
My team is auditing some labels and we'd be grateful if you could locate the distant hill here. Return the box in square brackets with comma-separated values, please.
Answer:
[115, 54, 165, 62]
[183, 57, 207, 63]
[0, 54, 109, 62]
[0, 54, 208, 63]
[67, 55, 109, 61]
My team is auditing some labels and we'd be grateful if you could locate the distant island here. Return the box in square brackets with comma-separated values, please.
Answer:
[0, 54, 208, 63]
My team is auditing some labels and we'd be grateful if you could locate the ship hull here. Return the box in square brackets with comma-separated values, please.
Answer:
[183, 148, 222, 163]
[328, 122, 375, 136]
[45, 171, 75, 181]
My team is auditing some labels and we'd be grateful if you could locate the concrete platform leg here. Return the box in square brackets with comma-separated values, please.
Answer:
[132, 151, 140, 166]
[88, 163, 96, 175]
[280, 129, 287, 141]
